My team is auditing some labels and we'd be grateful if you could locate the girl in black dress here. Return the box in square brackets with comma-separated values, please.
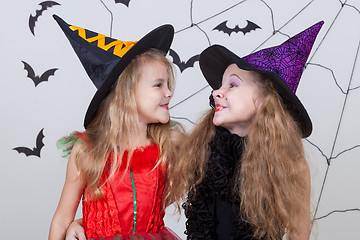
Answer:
[180, 21, 323, 240]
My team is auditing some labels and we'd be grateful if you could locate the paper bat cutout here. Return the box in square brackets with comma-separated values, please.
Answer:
[169, 49, 199, 73]
[115, 0, 131, 7]
[22, 61, 58, 87]
[29, 1, 61, 36]
[213, 20, 261, 36]
[13, 129, 45, 158]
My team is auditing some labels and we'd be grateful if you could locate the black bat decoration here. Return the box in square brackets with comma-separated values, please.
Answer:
[213, 20, 261, 36]
[29, 1, 61, 36]
[115, 0, 131, 7]
[169, 49, 200, 73]
[22, 61, 58, 87]
[13, 129, 45, 158]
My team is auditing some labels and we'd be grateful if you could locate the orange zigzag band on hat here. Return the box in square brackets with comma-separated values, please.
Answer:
[69, 25, 137, 57]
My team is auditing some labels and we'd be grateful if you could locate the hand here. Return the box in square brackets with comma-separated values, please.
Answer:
[65, 218, 85, 240]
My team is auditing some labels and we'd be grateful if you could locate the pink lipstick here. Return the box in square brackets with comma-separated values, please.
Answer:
[161, 103, 169, 110]
[215, 104, 222, 112]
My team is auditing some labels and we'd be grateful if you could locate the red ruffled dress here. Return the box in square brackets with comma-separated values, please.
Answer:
[79, 143, 180, 240]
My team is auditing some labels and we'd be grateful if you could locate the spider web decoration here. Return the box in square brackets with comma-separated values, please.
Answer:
[304, 1, 360, 236]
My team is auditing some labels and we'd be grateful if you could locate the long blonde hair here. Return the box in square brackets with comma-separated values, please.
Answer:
[236, 73, 306, 239]
[180, 71, 307, 239]
[166, 110, 215, 208]
[72, 48, 177, 200]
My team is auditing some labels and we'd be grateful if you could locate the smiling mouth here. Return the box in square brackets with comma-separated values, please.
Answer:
[215, 104, 225, 112]
[161, 103, 169, 110]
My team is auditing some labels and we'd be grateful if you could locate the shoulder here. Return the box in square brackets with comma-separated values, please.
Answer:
[68, 139, 92, 172]
[57, 131, 90, 158]
[170, 128, 186, 149]
[170, 128, 185, 141]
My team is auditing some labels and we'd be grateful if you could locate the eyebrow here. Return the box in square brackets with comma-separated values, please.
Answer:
[223, 74, 242, 83]
[230, 74, 241, 79]
[153, 78, 168, 83]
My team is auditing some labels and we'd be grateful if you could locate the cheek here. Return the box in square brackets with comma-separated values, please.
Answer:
[233, 95, 257, 116]
[246, 99, 258, 115]
[243, 90, 259, 110]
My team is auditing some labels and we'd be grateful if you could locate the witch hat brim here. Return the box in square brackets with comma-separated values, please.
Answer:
[53, 15, 174, 128]
[200, 21, 324, 138]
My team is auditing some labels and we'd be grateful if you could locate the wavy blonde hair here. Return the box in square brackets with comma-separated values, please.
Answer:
[166, 110, 215, 209]
[71, 48, 178, 201]
[179, 71, 308, 239]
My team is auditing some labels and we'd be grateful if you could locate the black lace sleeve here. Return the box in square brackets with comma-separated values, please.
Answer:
[183, 127, 244, 239]
[183, 182, 216, 239]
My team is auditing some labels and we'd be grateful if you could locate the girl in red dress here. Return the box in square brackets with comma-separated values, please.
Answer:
[49, 15, 183, 240]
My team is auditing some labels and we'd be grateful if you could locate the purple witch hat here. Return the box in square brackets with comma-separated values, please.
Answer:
[200, 21, 324, 138]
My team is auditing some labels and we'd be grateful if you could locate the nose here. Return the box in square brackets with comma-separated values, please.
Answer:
[212, 89, 224, 99]
[165, 87, 173, 98]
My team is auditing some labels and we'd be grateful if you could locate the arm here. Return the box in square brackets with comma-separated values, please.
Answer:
[65, 218, 85, 240]
[49, 144, 85, 240]
[289, 158, 311, 240]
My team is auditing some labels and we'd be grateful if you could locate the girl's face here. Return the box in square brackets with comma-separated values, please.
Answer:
[135, 59, 173, 126]
[212, 64, 261, 136]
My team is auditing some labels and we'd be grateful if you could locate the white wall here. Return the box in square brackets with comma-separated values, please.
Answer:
[1, 0, 359, 239]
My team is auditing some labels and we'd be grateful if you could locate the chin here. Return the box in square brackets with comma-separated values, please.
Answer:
[159, 116, 170, 124]
[212, 117, 223, 127]
[159, 120, 169, 124]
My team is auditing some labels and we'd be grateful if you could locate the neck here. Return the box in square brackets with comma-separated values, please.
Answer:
[226, 124, 251, 137]
[129, 122, 151, 148]
[228, 129, 248, 137]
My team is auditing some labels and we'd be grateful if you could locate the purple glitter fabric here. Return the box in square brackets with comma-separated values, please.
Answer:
[243, 21, 324, 93]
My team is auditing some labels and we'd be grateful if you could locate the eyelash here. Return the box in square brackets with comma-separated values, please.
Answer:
[154, 83, 162, 87]
[230, 82, 238, 88]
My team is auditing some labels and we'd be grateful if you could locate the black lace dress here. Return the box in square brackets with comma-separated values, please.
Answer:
[183, 127, 261, 240]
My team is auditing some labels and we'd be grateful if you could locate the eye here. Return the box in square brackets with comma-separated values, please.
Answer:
[228, 75, 241, 88]
[154, 82, 162, 88]
[230, 82, 238, 88]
